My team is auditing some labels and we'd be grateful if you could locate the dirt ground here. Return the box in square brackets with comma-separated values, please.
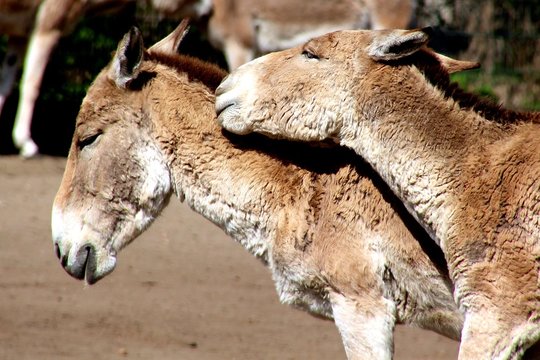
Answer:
[0, 155, 459, 360]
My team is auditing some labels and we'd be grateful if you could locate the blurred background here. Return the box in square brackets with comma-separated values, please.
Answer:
[0, 0, 538, 156]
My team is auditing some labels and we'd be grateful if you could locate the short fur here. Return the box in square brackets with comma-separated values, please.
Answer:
[52, 26, 461, 360]
[216, 28, 540, 359]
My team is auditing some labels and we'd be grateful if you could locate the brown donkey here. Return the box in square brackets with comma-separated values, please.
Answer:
[52, 23, 462, 359]
[216, 28, 540, 359]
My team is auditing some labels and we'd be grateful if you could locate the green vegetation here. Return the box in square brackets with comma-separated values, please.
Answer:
[451, 67, 540, 111]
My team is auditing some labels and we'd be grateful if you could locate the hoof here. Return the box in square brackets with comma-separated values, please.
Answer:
[18, 140, 39, 158]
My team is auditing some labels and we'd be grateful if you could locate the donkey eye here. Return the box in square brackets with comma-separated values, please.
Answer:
[302, 50, 320, 60]
[78, 133, 101, 150]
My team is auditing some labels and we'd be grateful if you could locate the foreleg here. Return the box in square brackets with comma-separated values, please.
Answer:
[330, 291, 396, 360]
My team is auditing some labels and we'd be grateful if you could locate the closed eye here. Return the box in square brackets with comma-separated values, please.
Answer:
[302, 50, 320, 60]
[78, 132, 101, 150]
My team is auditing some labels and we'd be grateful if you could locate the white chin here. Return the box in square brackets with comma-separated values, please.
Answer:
[217, 108, 252, 135]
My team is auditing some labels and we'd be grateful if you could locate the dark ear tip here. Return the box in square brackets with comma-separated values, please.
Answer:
[420, 26, 434, 38]
[129, 26, 142, 38]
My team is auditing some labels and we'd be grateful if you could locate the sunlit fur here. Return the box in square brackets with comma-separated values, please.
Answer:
[52, 27, 462, 359]
[216, 28, 540, 359]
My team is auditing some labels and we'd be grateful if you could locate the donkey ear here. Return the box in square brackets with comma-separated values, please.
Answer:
[148, 18, 190, 55]
[109, 27, 144, 89]
[431, 51, 480, 73]
[368, 28, 431, 61]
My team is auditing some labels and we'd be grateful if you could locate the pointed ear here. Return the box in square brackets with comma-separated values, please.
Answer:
[148, 18, 190, 55]
[431, 51, 480, 73]
[368, 27, 431, 61]
[109, 27, 144, 89]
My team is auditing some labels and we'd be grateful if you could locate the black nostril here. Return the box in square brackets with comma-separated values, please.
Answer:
[67, 244, 98, 283]
[83, 245, 98, 285]
[54, 243, 61, 260]
[55, 243, 69, 267]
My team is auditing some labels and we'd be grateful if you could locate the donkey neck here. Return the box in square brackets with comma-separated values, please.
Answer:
[144, 67, 311, 261]
[343, 65, 511, 247]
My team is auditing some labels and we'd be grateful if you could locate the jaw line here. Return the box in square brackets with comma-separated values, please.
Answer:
[215, 102, 233, 121]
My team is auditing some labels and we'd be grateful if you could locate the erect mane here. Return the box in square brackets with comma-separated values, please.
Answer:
[399, 49, 540, 125]
[145, 50, 228, 91]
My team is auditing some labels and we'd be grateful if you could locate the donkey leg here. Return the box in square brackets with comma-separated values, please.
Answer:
[330, 291, 396, 360]
[459, 309, 540, 360]
[12, 28, 62, 157]
[13, 0, 85, 157]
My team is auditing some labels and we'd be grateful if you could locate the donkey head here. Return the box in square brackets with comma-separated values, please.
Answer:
[51, 21, 189, 284]
[216, 28, 478, 142]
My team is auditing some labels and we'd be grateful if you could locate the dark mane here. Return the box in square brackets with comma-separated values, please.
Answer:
[145, 50, 228, 91]
[398, 50, 540, 125]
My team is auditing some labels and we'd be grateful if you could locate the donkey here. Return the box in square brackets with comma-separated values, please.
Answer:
[51, 22, 462, 359]
[206, 0, 415, 70]
[147, 0, 416, 69]
[215, 28, 540, 359]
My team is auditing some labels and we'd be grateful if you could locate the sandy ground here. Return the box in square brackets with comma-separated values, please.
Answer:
[0, 156, 459, 359]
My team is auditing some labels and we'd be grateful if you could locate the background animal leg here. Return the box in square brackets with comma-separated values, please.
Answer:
[330, 291, 396, 360]
[0, 37, 27, 116]
[12, 30, 61, 157]
[13, 0, 88, 157]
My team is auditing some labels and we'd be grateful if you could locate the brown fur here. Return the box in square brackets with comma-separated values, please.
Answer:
[215, 29, 540, 359]
[144, 51, 227, 91]
[53, 28, 463, 359]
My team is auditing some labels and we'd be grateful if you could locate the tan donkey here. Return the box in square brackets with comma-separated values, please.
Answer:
[52, 23, 463, 359]
[216, 28, 540, 359]
[207, 0, 415, 69]
[149, 0, 415, 70]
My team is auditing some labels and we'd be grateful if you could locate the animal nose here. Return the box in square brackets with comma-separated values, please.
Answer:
[54, 243, 61, 260]
[63, 244, 98, 284]
[54, 242, 69, 267]
[215, 74, 230, 96]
